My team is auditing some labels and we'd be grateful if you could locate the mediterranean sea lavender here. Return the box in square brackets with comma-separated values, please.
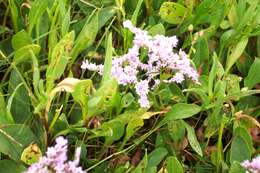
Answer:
[23, 136, 86, 173]
[241, 156, 260, 173]
[81, 20, 199, 108]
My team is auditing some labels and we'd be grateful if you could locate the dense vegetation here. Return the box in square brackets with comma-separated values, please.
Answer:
[0, 0, 260, 172]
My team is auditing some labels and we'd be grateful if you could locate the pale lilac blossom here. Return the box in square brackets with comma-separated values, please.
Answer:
[23, 136, 86, 173]
[241, 156, 260, 173]
[81, 20, 199, 108]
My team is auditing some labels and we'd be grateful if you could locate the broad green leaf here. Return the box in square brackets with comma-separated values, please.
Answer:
[244, 58, 260, 89]
[183, 88, 209, 106]
[236, 53, 253, 76]
[226, 38, 248, 72]
[230, 136, 251, 163]
[0, 160, 25, 173]
[229, 161, 245, 173]
[166, 156, 184, 173]
[162, 103, 201, 123]
[186, 0, 226, 27]
[88, 79, 118, 117]
[123, 117, 144, 145]
[148, 23, 165, 36]
[0, 124, 38, 161]
[219, 29, 235, 49]
[144, 167, 156, 173]
[72, 10, 99, 62]
[192, 38, 209, 69]
[169, 83, 186, 102]
[168, 120, 186, 143]
[233, 127, 253, 153]
[230, 127, 252, 163]
[159, 2, 187, 24]
[182, 121, 203, 156]
[225, 74, 241, 95]
[120, 93, 135, 108]
[72, 79, 93, 120]
[102, 120, 126, 145]
[46, 31, 74, 92]
[0, 89, 14, 124]
[28, 0, 48, 34]
[13, 44, 41, 65]
[11, 30, 32, 50]
[72, 80, 92, 104]
[8, 70, 32, 123]
[101, 32, 113, 84]
[98, 6, 116, 30]
[144, 147, 168, 173]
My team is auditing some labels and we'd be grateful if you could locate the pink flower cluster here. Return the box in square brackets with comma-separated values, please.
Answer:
[241, 156, 260, 173]
[81, 20, 199, 108]
[23, 137, 86, 173]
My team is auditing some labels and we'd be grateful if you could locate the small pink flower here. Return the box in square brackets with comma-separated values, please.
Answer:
[81, 20, 199, 108]
[23, 137, 86, 173]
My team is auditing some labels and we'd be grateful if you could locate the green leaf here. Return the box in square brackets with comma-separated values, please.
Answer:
[0, 88, 14, 124]
[7, 0, 23, 32]
[159, 2, 187, 24]
[244, 58, 260, 89]
[0, 160, 25, 173]
[13, 44, 41, 65]
[225, 74, 241, 96]
[229, 161, 245, 173]
[192, 38, 209, 69]
[226, 38, 248, 72]
[88, 79, 118, 117]
[72, 10, 99, 62]
[28, 0, 48, 34]
[133, 147, 168, 173]
[102, 120, 126, 145]
[98, 6, 116, 30]
[230, 127, 252, 163]
[123, 117, 144, 145]
[144, 147, 168, 173]
[46, 31, 74, 92]
[72, 80, 92, 104]
[120, 93, 135, 108]
[71, 79, 92, 120]
[61, 7, 71, 37]
[182, 121, 203, 156]
[11, 30, 32, 50]
[131, 0, 144, 25]
[29, 50, 41, 97]
[101, 32, 113, 84]
[162, 103, 201, 123]
[8, 70, 32, 123]
[168, 120, 186, 143]
[166, 156, 184, 173]
[148, 23, 165, 36]
[0, 124, 38, 161]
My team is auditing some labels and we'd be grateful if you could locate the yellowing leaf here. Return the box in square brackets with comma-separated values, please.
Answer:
[21, 143, 42, 165]
[159, 2, 187, 24]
